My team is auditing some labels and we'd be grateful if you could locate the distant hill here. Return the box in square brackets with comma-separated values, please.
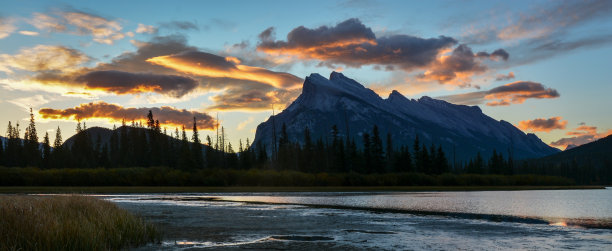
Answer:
[63, 126, 209, 151]
[536, 134, 612, 168]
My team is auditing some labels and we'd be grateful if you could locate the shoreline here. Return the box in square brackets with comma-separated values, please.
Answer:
[0, 185, 605, 194]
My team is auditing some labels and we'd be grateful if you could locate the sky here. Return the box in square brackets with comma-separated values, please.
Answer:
[1, 0, 611, 150]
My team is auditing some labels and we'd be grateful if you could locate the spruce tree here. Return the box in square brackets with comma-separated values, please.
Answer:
[42, 132, 51, 169]
[371, 125, 384, 173]
[362, 132, 372, 173]
[24, 108, 40, 166]
[191, 117, 204, 168]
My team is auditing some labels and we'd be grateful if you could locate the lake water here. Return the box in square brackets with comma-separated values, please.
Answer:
[101, 188, 612, 250]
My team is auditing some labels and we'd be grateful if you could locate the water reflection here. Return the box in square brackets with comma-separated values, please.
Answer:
[213, 189, 612, 228]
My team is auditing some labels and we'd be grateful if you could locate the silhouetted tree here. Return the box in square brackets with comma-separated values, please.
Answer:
[23, 108, 40, 167]
[41, 132, 51, 169]
[191, 117, 204, 169]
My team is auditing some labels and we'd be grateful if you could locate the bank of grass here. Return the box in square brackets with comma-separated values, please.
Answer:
[0, 195, 159, 250]
[0, 166, 578, 188]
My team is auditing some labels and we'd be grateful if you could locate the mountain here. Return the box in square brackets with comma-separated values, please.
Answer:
[253, 72, 559, 162]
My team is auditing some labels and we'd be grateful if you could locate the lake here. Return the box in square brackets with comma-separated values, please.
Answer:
[101, 188, 612, 250]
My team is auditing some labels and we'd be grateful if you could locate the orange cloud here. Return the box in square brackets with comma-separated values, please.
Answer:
[418, 45, 509, 85]
[438, 81, 559, 106]
[518, 117, 567, 132]
[484, 81, 559, 106]
[550, 125, 612, 149]
[146, 50, 302, 89]
[39, 102, 215, 130]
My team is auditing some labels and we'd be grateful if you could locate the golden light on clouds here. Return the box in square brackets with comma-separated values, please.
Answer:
[146, 51, 302, 90]
[39, 101, 216, 130]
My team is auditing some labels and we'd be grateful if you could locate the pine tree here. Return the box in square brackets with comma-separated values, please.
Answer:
[371, 125, 384, 173]
[434, 146, 448, 174]
[42, 132, 51, 169]
[386, 133, 393, 170]
[24, 108, 40, 167]
[362, 132, 372, 173]
[192, 117, 204, 168]
[413, 135, 422, 172]
[178, 125, 194, 170]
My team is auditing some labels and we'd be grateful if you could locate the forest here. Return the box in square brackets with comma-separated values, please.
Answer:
[0, 109, 608, 186]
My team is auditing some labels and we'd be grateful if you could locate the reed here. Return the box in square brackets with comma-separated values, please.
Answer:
[0, 195, 159, 251]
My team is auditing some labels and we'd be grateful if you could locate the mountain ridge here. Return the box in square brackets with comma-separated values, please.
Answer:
[253, 72, 559, 161]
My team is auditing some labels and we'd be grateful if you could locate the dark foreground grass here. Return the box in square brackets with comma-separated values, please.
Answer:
[0, 195, 159, 251]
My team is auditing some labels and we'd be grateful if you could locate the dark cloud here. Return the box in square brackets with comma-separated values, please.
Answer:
[419, 44, 487, 84]
[258, 27, 275, 41]
[39, 101, 215, 130]
[438, 80, 559, 106]
[495, 72, 515, 81]
[476, 49, 509, 61]
[257, 18, 457, 70]
[518, 117, 567, 132]
[75, 70, 198, 97]
[485, 81, 560, 106]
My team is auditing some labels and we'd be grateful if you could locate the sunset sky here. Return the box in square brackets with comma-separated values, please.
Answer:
[1, 0, 611, 150]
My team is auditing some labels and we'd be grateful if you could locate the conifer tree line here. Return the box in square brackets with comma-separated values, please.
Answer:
[0, 109, 608, 184]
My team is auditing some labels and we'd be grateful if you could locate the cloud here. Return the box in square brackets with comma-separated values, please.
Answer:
[4, 35, 302, 110]
[159, 21, 199, 31]
[0, 45, 89, 73]
[460, 1, 612, 66]
[438, 80, 559, 106]
[75, 70, 198, 97]
[257, 18, 457, 70]
[203, 19, 236, 31]
[237, 116, 254, 131]
[30, 13, 66, 31]
[208, 87, 300, 111]
[495, 72, 515, 81]
[18, 30, 39, 36]
[39, 101, 215, 130]
[136, 23, 157, 34]
[7, 94, 53, 110]
[476, 49, 509, 61]
[550, 125, 612, 149]
[147, 50, 303, 89]
[484, 81, 559, 106]
[417, 44, 487, 85]
[0, 17, 17, 39]
[518, 117, 567, 132]
[30, 10, 125, 44]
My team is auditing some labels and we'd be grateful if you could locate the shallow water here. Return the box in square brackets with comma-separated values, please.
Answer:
[100, 188, 612, 250]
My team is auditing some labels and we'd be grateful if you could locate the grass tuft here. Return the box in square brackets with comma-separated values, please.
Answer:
[0, 195, 159, 251]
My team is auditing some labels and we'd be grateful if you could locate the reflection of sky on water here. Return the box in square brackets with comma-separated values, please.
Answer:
[216, 189, 612, 221]
[94, 189, 612, 228]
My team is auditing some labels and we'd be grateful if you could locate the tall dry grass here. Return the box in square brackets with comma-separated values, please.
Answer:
[0, 195, 159, 250]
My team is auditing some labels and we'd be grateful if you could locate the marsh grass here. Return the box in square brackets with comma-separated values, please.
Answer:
[0, 195, 159, 251]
